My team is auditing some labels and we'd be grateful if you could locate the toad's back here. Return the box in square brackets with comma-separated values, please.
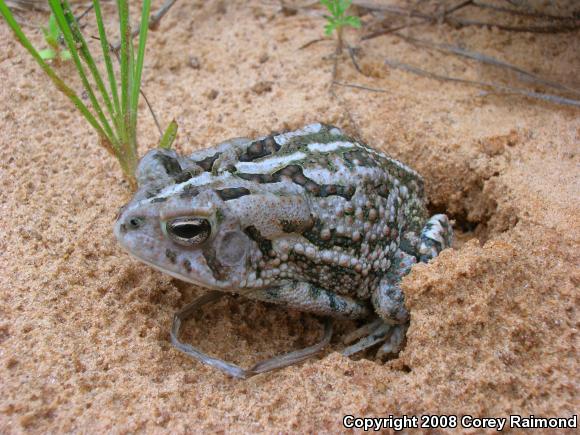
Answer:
[222, 124, 429, 298]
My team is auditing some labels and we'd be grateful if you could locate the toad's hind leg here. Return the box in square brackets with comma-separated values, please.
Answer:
[171, 283, 372, 379]
[343, 215, 453, 358]
[419, 214, 453, 262]
[171, 290, 335, 379]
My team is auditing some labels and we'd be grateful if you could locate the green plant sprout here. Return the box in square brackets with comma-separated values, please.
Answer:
[39, 11, 71, 61]
[158, 119, 178, 150]
[0, 0, 176, 189]
[320, 0, 361, 53]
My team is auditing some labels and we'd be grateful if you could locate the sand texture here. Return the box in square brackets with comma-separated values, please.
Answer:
[0, 0, 578, 432]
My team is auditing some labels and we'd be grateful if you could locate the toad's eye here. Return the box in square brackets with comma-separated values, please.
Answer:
[165, 218, 211, 246]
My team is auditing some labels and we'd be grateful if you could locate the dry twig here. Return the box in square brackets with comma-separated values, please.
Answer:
[333, 80, 389, 93]
[384, 58, 580, 108]
[347, 45, 363, 74]
[395, 34, 580, 96]
[112, 0, 178, 52]
[354, 0, 580, 35]
[472, 1, 577, 21]
[298, 37, 329, 50]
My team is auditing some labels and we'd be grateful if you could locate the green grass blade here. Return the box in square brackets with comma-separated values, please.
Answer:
[118, 0, 131, 145]
[158, 120, 178, 150]
[127, 24, 136, 150]
[92, 0, 121, 122]
[61, 0, 115, 133]
[0, 0, 109, 145]
[59, 1, 117, 136]
[130, 0, 152, 151]
[48, 0, 118, 148]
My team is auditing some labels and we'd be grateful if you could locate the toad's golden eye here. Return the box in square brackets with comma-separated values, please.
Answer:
[165, 218, 211, 246]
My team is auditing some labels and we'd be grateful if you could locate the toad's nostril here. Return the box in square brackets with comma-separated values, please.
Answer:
[115, 204, 128, 221]
[128, 217, 144, 229]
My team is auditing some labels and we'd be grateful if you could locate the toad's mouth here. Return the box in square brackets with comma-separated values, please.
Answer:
[114, 230, 226, 291]
[129, 247, 229, 291]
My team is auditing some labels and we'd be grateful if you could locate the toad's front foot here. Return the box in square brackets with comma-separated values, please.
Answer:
[341, 319, 408, 359]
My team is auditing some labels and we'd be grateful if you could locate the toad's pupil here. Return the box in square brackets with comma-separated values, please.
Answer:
[171, 222, 204, 239]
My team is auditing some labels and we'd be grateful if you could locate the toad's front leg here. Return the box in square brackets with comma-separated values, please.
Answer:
[345, 215, 454, 359]
[341, 251, 415, 358]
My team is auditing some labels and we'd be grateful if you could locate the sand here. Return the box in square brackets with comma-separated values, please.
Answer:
[0, 0, 578, 432]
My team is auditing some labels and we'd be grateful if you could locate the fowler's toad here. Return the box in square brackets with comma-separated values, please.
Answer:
[115, 123, 452, 378]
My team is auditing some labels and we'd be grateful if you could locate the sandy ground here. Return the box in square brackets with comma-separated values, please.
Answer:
[0, 0, 578, 432]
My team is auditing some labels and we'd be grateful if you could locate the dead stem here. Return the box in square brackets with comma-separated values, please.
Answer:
[353, 0, 580, 34]
[362, 22, 423, 41]
[346, 44, 363, 74]
[112, 0, 178, 52]
[298, 37, 329, 50]
[330, 86, 363, 140]
[472, 1, 578, 21]
[384, 58, 580, 108]
[394, 34, 580, 96]
[333, 80, 389, 93]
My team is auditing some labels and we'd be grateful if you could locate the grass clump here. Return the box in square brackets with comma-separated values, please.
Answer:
[0, 0, 175, 189]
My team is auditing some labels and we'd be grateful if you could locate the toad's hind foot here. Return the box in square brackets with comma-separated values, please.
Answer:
[341, 320, 407, 359]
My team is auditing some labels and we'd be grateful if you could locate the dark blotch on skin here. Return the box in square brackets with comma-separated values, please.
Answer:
[239, 135, 281, 162]
[240, 142, 264, 161]
[278, 165, 301, 177]
[306, 181, 321, 195]
[376, 183, 390, 199]
[303, 219, 358, 250]
[202, 247, 229, 281]
[153, 154, 182, 176]
[244, 226, 273, 257]
[195, 153, 220, 172]
[344, 150, 377, 168]
[180, 184, 200, 199]
[151, 197, 167, 203]
[237, 164, 355, 200]
[216, 187, 251, 201]
[308, 285, 321, 299]
[145, 188, 163, 199]
[236, 173, 276, 183]
[280, 218, 304, 233]
[174, 171, 195, 184]
[183, 259, 192, 272]
[166, 249, 177, 264]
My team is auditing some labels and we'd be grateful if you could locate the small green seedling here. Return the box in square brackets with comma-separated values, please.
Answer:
[159, 120, 178, 150]
[321, 0, 361, 49]
[39, 12, 71, 61]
